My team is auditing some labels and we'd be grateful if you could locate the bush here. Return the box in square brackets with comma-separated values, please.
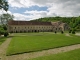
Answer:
[69, 30, 72, 33]
[4, 32, 9, 37]
[54, 31, 57, 34]
[0, 31, 3, 35]
[72, 29, 76, 34]
[3, 25, 7, 30]
[61, 31, 64, 34]
[72, 30, 75, 34]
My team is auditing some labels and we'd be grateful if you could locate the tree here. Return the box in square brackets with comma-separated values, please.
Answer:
[0, 0, 9, 11]
[76, 16, 80, 31]
[3, 25, 7, 30]
[0, 25, 5, 36]
[0, 0, 9, 37]
[0, 13, 14, 25]
[72, 28, 76, 34]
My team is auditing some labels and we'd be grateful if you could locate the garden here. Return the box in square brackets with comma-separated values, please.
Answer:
[6, 33, 80, 56]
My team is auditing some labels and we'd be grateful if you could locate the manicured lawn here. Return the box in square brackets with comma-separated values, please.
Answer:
[29, 48, 80, 60]
[0, 37, 7, 45]
[6, 33, 80, 55]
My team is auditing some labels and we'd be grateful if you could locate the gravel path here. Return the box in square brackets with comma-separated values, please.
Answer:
[0, 37, 12, 60]
[4, 44, 80, 60]
[75, 33, 80, 36]
[65, 33, 72, 37]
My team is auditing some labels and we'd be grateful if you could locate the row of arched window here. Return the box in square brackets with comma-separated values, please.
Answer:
[14, 26, 52, 29]
[10, 30, 53, 33]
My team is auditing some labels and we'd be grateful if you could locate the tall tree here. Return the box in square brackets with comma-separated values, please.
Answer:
[0, 13, 14, 25]
[0, 0, 9, 37]
[0, 0, 9, 11]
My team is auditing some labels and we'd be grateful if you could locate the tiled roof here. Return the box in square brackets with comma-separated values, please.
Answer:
[8, 20, 52, 25]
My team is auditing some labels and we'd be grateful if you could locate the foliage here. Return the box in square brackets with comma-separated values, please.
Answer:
[61, 31, 64, 34]
[30, 49, 80, 60]
[0, 0, 9, 11]
[0, 25, 5, 35]
[54, 31, 57, 34]
[0, 25, 9, 37]
[3, 25, 7, 30]
[69, 30, 72, 33]
[0, 14, 14, 36]
[0, 0, 9, 37]
[31, 16, 73, 24]
[6, 33, 80, 56]
[0, 13, 14, 25]
[4, 31, 8, 37]
[72, 28, 75, 34]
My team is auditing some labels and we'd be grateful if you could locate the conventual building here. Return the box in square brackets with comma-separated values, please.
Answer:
[8, 20, 70, 33]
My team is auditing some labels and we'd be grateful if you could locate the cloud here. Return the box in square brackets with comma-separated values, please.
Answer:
[46, 0, 80, 17]
[0, 9, 12, 15]
[13, 13, 32, 20]
[7, 0, 80, 20]
[24, 10, 57, 19]
[8, 0, 35, 8]
[24, 10, 48, 20]
[24, 10, 47, 16]
[13, 12, 43, 20]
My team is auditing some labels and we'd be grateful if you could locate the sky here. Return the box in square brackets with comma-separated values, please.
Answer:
[1, 0, 80, 21]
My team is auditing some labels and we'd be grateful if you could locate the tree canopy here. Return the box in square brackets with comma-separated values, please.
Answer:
[0, 0, 9, 37]
[0, 13, 14, 25]
[0, 0, 9, 11]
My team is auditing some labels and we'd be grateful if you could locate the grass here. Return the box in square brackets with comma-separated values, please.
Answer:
[0, 37, 7, 45]
[29, 48, 80, 60]
[6, 32, 80, 55]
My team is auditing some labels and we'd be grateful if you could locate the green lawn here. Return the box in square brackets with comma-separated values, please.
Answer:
[29, 48, 80, 60]
[0, 37, 7, 45]
[6, 33, 80, 55]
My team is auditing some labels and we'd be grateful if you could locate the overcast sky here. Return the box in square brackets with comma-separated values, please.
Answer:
[1, 0, 80, 21]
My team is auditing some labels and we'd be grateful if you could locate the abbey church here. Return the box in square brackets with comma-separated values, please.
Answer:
[8, 20, 70, 33]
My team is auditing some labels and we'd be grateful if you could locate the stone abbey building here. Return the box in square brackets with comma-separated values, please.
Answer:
[8, 20, 69, 33]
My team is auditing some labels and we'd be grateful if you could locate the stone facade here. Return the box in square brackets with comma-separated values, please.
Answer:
[51, 21, 70, 32]
[8, 20, 70, 33]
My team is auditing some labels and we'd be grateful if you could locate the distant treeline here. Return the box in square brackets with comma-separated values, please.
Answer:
[31, 16, 80, 31]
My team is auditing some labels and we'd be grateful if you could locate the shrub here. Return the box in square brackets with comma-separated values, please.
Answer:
[4, 32, 9, 37]
[69, 30, 72, 33]
[72, 30, 75, 34]
[55, 31, 57, 34]
[61, 31, 64, 34]
[3, 25, 7, 30]
[72, 29, 75, 34]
